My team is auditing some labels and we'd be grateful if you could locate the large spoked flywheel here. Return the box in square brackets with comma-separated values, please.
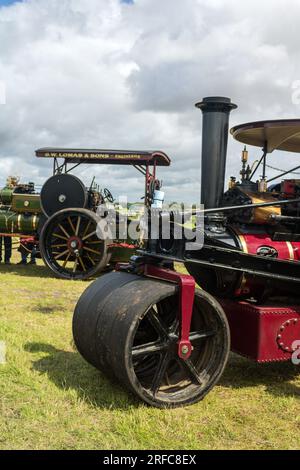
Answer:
[73, 272, 230, 407]
[40, 208, 111, 280]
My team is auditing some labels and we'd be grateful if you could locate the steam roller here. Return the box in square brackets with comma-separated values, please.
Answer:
[73, 96, 300, 407]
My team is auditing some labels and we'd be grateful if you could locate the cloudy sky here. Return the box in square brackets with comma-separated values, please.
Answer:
[0, 0, 300, 202]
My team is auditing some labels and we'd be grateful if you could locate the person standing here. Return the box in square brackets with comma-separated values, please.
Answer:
[0, 236, 12, 264]
[18, 237, 37, 265]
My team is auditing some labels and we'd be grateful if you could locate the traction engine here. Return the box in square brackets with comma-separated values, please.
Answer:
[73, 97, 300, 407]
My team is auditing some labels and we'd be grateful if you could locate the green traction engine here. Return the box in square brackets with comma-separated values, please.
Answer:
[0, 177, 41, 235]
[0, 147, 170, 280]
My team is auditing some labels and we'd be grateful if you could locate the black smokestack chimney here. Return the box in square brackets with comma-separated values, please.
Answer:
[196, 96, 237, 209]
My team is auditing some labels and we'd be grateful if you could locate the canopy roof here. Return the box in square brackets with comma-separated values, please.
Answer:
[231, 119, 300, 153]
[35, 148, 171, 166]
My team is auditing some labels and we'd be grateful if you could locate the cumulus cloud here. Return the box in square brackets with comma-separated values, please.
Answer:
[0, 0, 300, 202]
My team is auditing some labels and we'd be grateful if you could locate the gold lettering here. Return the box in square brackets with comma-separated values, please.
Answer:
[39, 152, 144, 161]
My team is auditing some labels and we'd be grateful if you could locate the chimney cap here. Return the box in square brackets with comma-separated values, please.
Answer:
[195, 96, 237, 111]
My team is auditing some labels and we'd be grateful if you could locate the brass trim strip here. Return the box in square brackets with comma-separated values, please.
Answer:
[238, 234, 249, 254]
[233, 227, 249, 254]
[286, 241, 295, 260]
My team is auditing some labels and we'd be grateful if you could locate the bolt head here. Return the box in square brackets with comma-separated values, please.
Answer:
[181, 345, 189, 355]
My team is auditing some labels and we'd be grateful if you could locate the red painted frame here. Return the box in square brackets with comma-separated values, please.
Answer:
[117, 262, 300, 364]
[144, 265, 196, 360]
[116, 263, 196, 360]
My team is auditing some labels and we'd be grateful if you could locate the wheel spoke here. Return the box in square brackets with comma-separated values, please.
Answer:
[85, 252, 96, 266]
[156, 302, 165, 317]
[189, 330, 216, 342]
[58, 224, 70, 239]
[62, 252, 71, 268]
[54, 249, 70, 260]
[147, 307, 169, 339]
[78, 256, 86, 272]
[51, 243, 68, 248]
[150, 351, 171, 396]
[82, 220, 92, 239]
[82, 230, 97, 241]
[68, 217, 76, 235]
[169, 317, 179, 335]
[52, 233, 68, 241]
[75, 217, 81, 236]
[182, 359, 204, 385]
[132, 340, 168, 358]
[83, 246, 101, 256]
[73, 258, 78, 273]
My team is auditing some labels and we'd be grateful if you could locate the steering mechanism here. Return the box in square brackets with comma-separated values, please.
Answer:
[103, 188, 114, 203]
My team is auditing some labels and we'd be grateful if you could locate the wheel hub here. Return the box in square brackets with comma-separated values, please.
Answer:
[59, 194, 67, 203]
[163, 333, 180, 355]
[67, 236, 83, 252]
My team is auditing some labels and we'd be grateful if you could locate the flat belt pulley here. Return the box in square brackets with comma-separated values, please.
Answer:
[40, 174, 88, 217]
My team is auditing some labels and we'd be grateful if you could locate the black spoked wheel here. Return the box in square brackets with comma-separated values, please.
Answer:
[73, 272, 230, 407]
[40, 208, 111, 280]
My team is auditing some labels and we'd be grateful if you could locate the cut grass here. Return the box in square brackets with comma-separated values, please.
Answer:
[0, 253, 300, 449]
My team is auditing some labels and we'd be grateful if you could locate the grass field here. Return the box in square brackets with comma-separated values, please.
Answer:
[0, 251, 300, 450]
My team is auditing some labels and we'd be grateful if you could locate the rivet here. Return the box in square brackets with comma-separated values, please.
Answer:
[277, 335, 282, 339]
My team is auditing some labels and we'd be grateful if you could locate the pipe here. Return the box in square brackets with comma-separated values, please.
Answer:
[192, 197, 300, 215]
[196, 97, 237, 209]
